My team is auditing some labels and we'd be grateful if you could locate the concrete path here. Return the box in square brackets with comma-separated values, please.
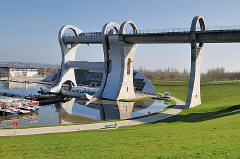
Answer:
[0, 96, 185, 136]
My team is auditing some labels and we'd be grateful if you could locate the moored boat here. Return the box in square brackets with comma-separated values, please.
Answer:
[0, 97, 40, 116]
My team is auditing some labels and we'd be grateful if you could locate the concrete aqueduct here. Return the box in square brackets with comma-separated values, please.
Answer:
[50, 16, 240, 109]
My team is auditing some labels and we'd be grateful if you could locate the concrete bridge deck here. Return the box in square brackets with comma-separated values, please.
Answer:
[63, 29, 240, 44]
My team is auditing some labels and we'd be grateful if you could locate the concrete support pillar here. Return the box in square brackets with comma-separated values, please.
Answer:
[98, 21, 137, 100]
[95, 22, 120, 98]
[185, 16, 205, 109]
[117, 21, 137, 100]
[50, 25, 82, 93]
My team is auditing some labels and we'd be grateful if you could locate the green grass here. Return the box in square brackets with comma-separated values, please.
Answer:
[152, 80, 189, 101]
[0, 80, 240, 159]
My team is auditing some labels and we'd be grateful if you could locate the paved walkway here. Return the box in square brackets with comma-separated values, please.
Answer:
[0, 96, 185, 136]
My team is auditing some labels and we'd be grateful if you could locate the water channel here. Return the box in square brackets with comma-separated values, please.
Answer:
[0, 81, 169, 127]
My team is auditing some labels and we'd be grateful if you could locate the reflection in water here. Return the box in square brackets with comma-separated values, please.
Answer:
[131, 100, 170, 118]
[0, 113, 39, 127]
[56, 98, 100, 124]
[0, 81, 48, 96]
[0, 81, 169, 127]
[2, 81, 37, 89]
[117, 101, 134, 119]
[56, 98, 168, 125]
[56, 99, 135, 124]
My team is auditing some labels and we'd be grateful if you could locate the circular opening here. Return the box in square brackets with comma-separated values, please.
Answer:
[196, 20, 204, 48]
[63, 28, 78, 49]
[107, 26, 118, 35]
[108, 29, 116, 35]
[61, 80, 75, 91]
[67, 44, 72, 49]
[123, 23, 137, 34]
[64, 29, 77, 37]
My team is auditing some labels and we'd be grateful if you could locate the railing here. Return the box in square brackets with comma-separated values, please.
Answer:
[124, 25, 240, 34]
[63, 25, 240, 38]
[63, 32, 102, 38]
[125, 28, 191, 34]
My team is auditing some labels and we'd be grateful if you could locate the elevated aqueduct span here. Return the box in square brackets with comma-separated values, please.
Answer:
[50, 16, 240, 109]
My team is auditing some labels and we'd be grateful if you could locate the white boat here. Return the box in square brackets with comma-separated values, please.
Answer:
[0, 97, 40, 116]
[19, 109, 31, 114]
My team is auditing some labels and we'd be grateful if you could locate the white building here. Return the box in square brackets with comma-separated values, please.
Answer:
[0, 67, 38, 77]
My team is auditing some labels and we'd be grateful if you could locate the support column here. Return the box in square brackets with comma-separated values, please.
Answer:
[50, 25, 82, 93]
[99, 21, 137, 100]
[185, 16, 205, 109]
[117, 21, 137, 100]
[95, 22, 120, 98]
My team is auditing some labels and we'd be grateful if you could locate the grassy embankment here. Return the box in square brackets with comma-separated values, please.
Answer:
[0, 80, 240, 158]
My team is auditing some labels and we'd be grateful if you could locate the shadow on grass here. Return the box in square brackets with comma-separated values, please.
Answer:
[152, 104, 240, 123]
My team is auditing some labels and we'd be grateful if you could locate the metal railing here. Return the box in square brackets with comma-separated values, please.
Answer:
[124, 25, 240, 35]
[63, 25, 240, 38]
[63, 32, 102, 38]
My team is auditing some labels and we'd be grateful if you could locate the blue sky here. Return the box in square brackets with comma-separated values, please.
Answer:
[0, 0, 240, 72]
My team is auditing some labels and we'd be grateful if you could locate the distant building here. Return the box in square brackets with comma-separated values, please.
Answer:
[0, 67, 38, 77]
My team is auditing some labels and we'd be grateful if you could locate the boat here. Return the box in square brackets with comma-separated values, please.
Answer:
[0, 109, 15, 116]
[20, 106, 39, 112]
[19, 109, 31, 114]
[0, 97, 40, 116]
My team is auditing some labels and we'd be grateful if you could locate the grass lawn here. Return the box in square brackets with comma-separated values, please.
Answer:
[0, 80, 240, 159]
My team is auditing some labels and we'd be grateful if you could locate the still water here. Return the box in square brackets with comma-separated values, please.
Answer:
[0, 81, 169, 127]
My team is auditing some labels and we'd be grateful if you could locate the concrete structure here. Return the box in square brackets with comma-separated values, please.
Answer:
[50, 25, 82, 93]
[50, 21, 139, 101]
[98, 21, 138, 100]
[185, 16, 205, 108]
[44, 68, 156, 95]
[50, 15, 239, 109]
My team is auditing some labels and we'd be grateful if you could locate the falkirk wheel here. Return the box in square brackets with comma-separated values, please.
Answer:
[49, 16, 206, 109]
